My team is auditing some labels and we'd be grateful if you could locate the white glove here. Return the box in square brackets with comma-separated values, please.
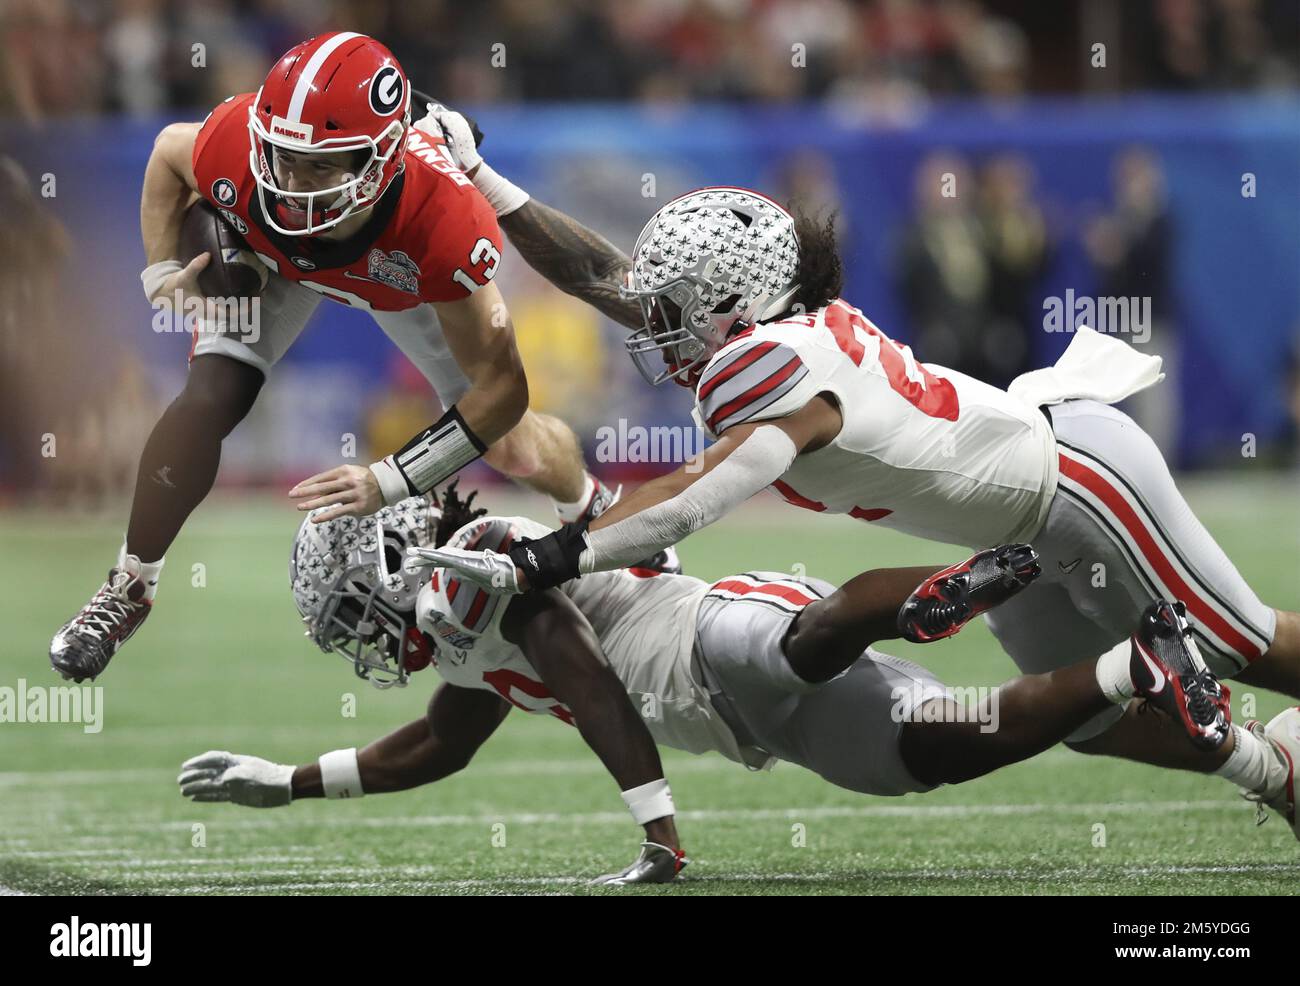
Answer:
[177, 750, 294, 808]
[405, 545, 523, 595]
[413, 101, 529, 216]
[414, 101, 482, 174]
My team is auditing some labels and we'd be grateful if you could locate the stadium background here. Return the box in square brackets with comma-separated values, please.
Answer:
[1, 0, 1298, 895]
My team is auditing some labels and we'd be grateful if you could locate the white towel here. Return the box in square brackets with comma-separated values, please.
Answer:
[1008, 324, 1164, 408]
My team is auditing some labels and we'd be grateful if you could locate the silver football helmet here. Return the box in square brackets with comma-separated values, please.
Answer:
[290, 495, 440, 689]
[621, 187, 800, 386]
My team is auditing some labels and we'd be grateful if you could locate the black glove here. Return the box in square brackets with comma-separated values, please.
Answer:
[507, 524, 590, 591]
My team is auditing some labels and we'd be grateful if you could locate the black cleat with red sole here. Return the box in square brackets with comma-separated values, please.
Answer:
[49, 569, 153, 683]
[1130, 599, 1231, 752]
[898, 543, 1041, 644]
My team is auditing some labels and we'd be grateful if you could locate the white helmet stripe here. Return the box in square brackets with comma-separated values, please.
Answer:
[287, 31, 363, 124]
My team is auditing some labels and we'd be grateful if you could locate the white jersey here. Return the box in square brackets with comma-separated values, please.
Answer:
[692, 298, 1059, 548]
[415, 516, 758, 765]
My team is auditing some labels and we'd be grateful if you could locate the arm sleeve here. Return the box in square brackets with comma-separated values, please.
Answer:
[579, 425, 799, 573]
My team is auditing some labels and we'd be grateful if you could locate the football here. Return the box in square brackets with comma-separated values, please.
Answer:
[178, 199, 269, 299]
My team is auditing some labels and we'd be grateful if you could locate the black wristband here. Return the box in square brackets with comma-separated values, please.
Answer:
[507, 525, 589, 591]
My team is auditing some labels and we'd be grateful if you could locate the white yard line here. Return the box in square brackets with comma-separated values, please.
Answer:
[5, 851, 316, 864]
[146, 861, 1300, 894]
[0, 757, 743, 787]
[0, 746, 1133, 790]
[0, 798, 1251, 841]
[156, 797, 1246, 829]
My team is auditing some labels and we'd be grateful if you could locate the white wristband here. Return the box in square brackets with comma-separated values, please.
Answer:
[369, 455, 410, 507]
[472, 161, 530, 217]
[621, 778, 674, 825]
[319, 747, 364, 799]
[142, 259, 182, 304]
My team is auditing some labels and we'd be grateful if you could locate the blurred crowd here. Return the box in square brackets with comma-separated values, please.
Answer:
[2, 0, 1298, 120]
[892, 146, 1183, 452]
[2, 1, 1298, 503]
[0, 155, 163, 503]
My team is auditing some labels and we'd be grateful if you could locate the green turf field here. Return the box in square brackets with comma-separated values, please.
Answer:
[3, 477, 1298, 895]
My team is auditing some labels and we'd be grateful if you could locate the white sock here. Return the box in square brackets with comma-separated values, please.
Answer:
[118, 539, 164, 602]
[1215, 724, 1288, 798]
[1094, 639, 1134, 704]
[553, 473, 597, 524]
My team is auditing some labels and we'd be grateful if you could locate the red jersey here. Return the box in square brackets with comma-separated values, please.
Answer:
[192, 93, 502, 312]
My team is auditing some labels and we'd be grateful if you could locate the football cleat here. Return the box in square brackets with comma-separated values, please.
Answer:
[1129, 600, 1231, 752]
[629, 546, 683, 577]
[50, 568, 153, 682]
[590, 841, 689, 886]
[897, 543, 1041, 643]
[1241, 708, 1299, 839]
[569, 476, 621, 528]
[571, 477, 684, 576]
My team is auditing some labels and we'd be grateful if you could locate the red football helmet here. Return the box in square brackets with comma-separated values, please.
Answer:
[247, 32, 411, 236]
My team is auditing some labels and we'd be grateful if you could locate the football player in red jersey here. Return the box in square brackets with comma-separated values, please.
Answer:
[49, 33, 650, 683]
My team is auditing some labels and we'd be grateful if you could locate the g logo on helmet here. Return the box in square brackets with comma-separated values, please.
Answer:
[369, 65, 404, 116]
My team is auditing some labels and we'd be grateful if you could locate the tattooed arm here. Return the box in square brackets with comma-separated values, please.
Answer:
[416, 103, 643, 330]
[499, 199, 642, 330]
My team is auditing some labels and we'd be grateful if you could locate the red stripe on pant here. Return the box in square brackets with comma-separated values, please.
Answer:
[711, 578, 816, 607]
[1058, 452, 1260, 661]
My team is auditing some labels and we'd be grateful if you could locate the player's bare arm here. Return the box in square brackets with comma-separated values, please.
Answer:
[292, 683, 511, 797]
[499, 588, 681, 852]
[497, 199, 642, 330]
[418, 103, 641, 330]
[290, 280, 529, 524]
[177, 682, 510, 806]
[433, 280, 530, 446]
[140, 121, 209, 301]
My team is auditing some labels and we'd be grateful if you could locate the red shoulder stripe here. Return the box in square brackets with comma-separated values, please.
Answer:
[697, 341, 778, 401]
[706, 355, 803, 432]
